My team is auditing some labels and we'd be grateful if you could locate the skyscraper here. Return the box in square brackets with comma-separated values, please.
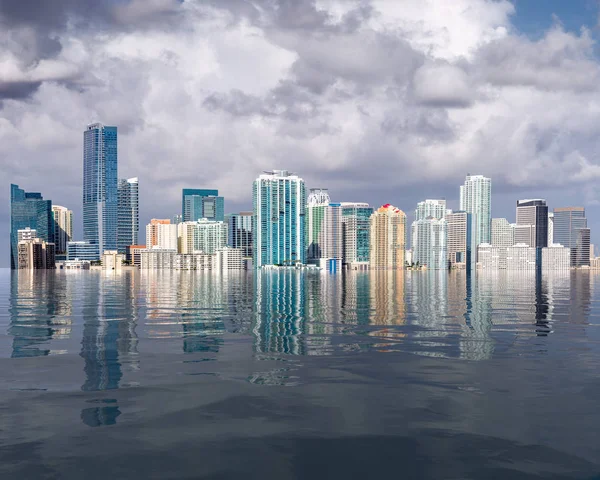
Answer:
[341, 202, 373, 270]
[146, 219, 177, 250]
[491, 218, 515, 248]
[226, 212, 253, 258]
[411, 217, 448, 269]
[10, 184, 54, 269]
[306, 189, 343, 269]
[253, 170, 306, 267]
[117, 177, 139, 254]
[415, 199, 447, 221]
[83, 123, 118, 258]
[369, 204, 406, 270]
[515, 199, 548, 249]
[548, 212, 554, 246]
[51, 205, 73, 255]
[182, 189, 224, 222]
[446, 211, 474, 269]
[554, 207, 589, 266]
[459, 174, 491, 246]
[177, 219, 228, 255]
[411, 199, 448, 269]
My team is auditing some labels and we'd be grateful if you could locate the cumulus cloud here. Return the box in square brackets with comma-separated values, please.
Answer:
[2, 0, 600, 266]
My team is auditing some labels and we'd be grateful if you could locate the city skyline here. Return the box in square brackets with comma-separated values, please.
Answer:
[2, 1, 600, 267]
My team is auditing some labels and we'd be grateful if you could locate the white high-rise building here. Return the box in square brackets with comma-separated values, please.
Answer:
[491, 218, 515, 249]
[542, 244, 570, 270]
[177, 219, 227, 255]
[415, 199, 447, 221]
[253, 170, 306, 267]
[52, 205, 73, 254]
[146, 220, 178, 250]
[411, 217, 447, 270]
[477, 244, 502, 270]
[306, 189, 343, 268]
[459, 174, 491, 246]
[548, 212, 554, 246]
[506, 243, 536, 270]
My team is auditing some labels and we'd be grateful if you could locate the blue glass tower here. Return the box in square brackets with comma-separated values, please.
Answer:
[253, 170, 306, 267]
[83, 123, 118, 258]
[182, 189, 223, 222]
[10, 184, 54, 269]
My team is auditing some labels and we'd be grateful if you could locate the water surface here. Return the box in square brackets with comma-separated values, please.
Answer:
[0, 269, 599, 479]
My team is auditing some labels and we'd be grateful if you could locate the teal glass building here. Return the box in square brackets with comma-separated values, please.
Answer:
[253, 170, 306, 267]
[10, 184, 54, 269]
[83, 123, 118, 258]
[182, 189, 224, 222]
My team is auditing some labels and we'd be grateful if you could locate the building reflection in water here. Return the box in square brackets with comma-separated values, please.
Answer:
[9, 271, 73, 358]
[80, 271, 139, 391]
[367, 271, 406, 351]
[80, 399, 121, 427]
[254, 270, 306, 355]
[139, 271, 228, 354]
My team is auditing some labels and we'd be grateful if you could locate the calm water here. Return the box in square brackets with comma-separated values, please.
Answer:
[1, 269, 600, 479]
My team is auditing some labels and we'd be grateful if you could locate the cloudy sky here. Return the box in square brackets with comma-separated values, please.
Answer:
[2, 0, 600, 265]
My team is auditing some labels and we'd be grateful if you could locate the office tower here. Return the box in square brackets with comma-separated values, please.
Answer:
[10, 184, 54, 269]
[182, 189, 224, 222]
[177, 219, 227, 255]
[548, 212, 554, 245]
[83, 123, 118, 258]
[553, 207, 590, 266]
[411, 217, 448, 269]
[253, 170, 306, 267]
[576, 228, 591, 267]
[341, 202, 373, 270]
[51, 205, 73, 255]
[117, 177, 139, 254]
[306, 189, 343, 270]
[226, 212, 253, 258]
[369, 204, 406, 270]
[173, 214, 182, 224]
[459, 174, 491, 246]
[491, 218, 515, 248]
[447, 211, 474, 269]
[515, 199, 548, 249]
[216, 247, 244, 271]
[415, 199, 447, 221]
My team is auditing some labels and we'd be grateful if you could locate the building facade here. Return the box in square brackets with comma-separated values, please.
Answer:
[411, 217, 448, 270]
[446, 211, 474, 269]
[415, 199, 447, 221]
[459, 174, 491, 246]
[515, 199, 548, 249]
[67, 241, 100, 262]
[177, 219, 227, 255]
[117, 177, 139, 254]
[341, 202, 373, 270]
[506, 243, 537, 270]
[491, 218, 515, 248]
[553, 207, 589, 267]
[10, 184, 54, 269]
[226, 212, 253, 258]
[253, 170, 306, 267]
[17, 237, 56, 269]
[306, 189, 343, 268]
[146, 220, 178, 250]
[52, 205, 73, 255]
[542, 244, 571, 270]
[83, 123, 118, 259]
[369, 204, 406, 270]
[182, 189, 223, 222]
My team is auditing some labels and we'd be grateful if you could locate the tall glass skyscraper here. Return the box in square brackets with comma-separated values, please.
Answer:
[83, 123, 118, 258]
[10, 184, 54, 269]
[117, 177, 139, 254]
[226, 212, 253, 258]
[459, 174, 491, 246]
[341, 202, 373, 269]
[554, 207, 589, 266]
[52, 205, 73, 255]
[182, 189, 224, 222]
[253, 170, 306, 267]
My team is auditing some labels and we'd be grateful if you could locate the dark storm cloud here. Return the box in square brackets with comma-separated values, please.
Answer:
[0, 81, 41, 100]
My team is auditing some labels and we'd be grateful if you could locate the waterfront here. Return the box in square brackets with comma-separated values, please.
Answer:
[0, 269, 599, 478]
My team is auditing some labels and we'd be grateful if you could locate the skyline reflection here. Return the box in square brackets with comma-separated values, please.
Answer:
[3, 270, 596, 390]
